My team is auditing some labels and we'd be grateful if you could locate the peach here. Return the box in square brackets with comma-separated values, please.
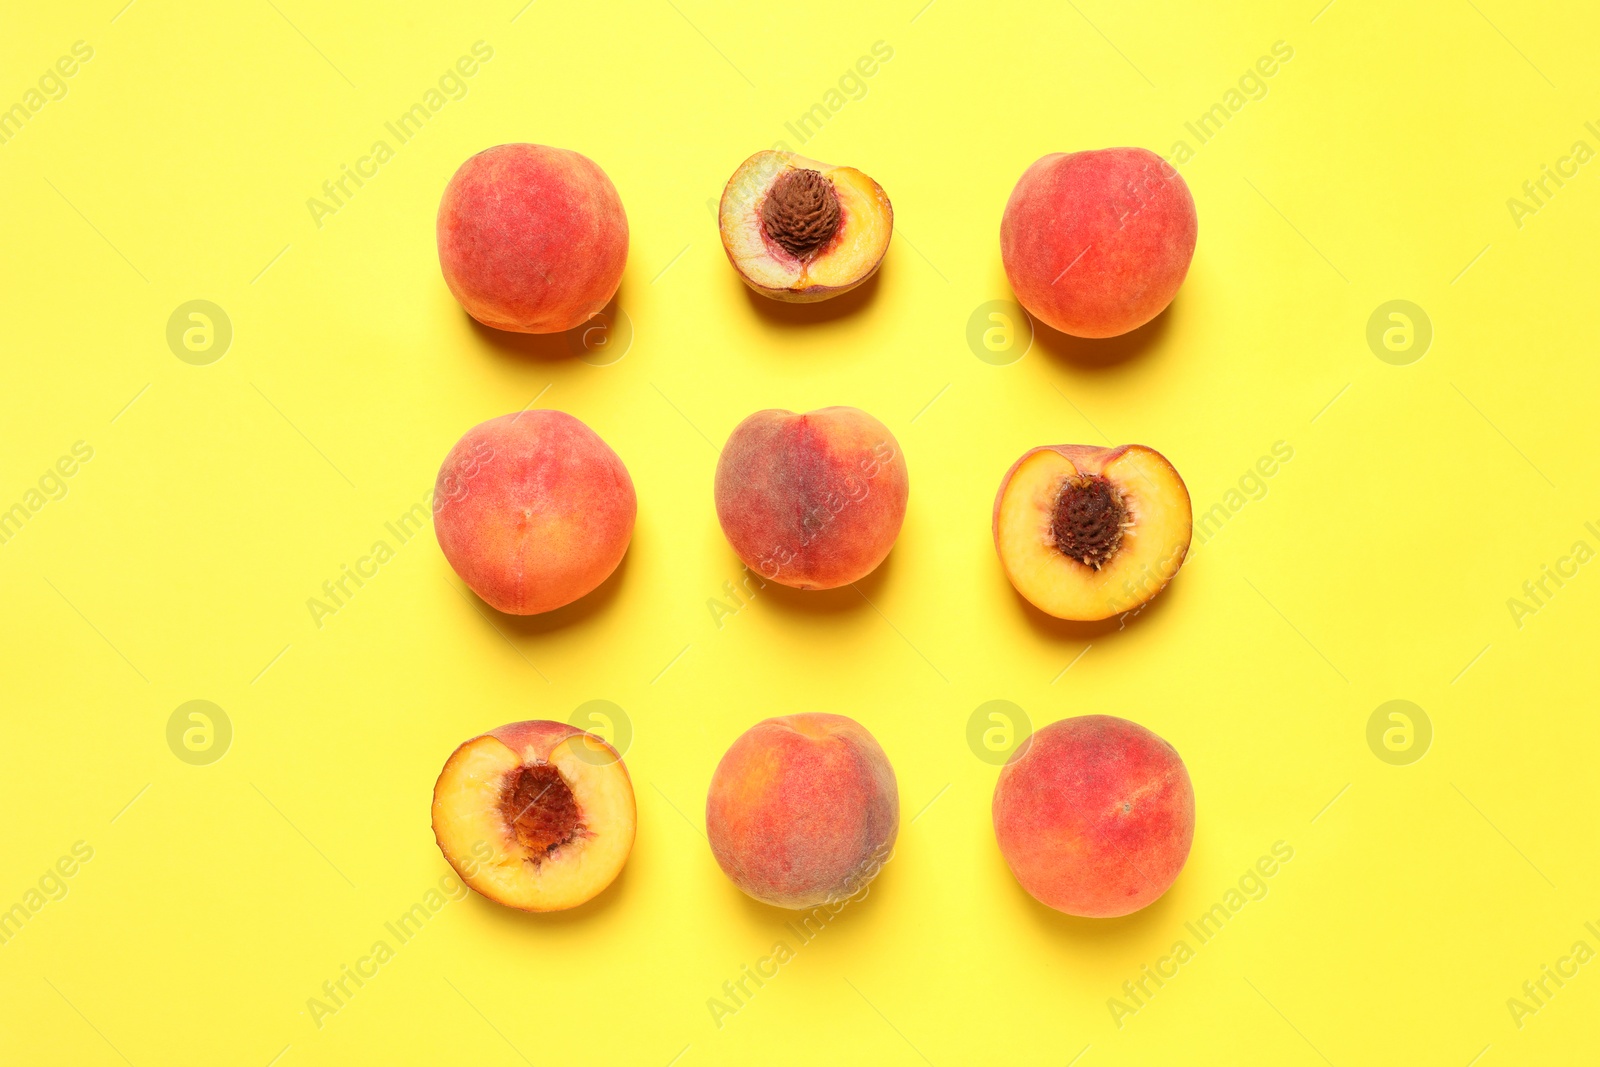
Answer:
[714, 407, 908, 589]
[718, 150, 892, 302]
[1000, 147, 1197, 338]
[993, 715, 1194, 917]
[706, 713, 898, 909]
[433, 720, 635, 912]
[437, 143, 628, 333]
[994, 443, 1190, 621]
[433, 410, 634, 615]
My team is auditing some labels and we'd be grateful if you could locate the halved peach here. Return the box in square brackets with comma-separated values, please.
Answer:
[994, 444, 1191, 621]
[432, 720, 635, 912]
[718, 150, 892, 302]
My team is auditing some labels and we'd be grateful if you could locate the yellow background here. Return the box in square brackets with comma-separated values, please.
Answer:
[3, 0, 1597, 1063]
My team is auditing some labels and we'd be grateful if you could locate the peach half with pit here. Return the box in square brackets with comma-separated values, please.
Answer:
[437, 143, 628, 333]
[993, 443, 1191, 621]
[1000, 147, 1197, 338]
[432, 720, 636, 912]
[706, 713, 898, 909]
[993, 715, 1194, 917]
[714, 406, 908, 589]
[718, 150, 892, 302]
[433, 410, 635, 615]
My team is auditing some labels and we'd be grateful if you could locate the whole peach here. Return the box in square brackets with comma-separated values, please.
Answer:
[993, 715, 1194, 917]
[714, 407, 908, 589]
[433, 410, 634, 614]
[437, 143, 628, 333]
[1000, 147, 1197, 338]
[706, 713, 898, 909]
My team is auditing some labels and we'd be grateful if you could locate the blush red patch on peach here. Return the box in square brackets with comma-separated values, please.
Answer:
[993, 715, 1194, 918]
[433, 410, 635, 615]
[1000, 147, 1197, 339]
[706, 713, 899, 909]
[714, 407, 908, 590]
[437, 143, 628, 333]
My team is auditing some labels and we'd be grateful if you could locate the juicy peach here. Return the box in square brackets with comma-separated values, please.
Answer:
[706, 713, 898, 909]
[715, 407, 908, 589]
[1001, 147, 1197, 338]
[432, 720, 636, 912]
[434, 410, 635, 615]
[437, 143, 628, 333]
[993, 715, 1194, 917]
[994, 443, 1190, 621]
[719, 150, 892, 302]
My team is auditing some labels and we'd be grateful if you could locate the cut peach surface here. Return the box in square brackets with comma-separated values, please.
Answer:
[432, 720, 635, 912]
[994, 444, 1191, 621]
[719, 151, 892, 302]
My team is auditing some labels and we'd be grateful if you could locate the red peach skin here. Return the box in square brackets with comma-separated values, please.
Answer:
[1001, 147, 1197, 338]
[438, 143, 628, 333]
[489, 720, 577, 758]
[433, 410, 635, 615]
[993, 715, 1194, 917]
[714, 407, 909, 589]
[706, 713, 898, 909]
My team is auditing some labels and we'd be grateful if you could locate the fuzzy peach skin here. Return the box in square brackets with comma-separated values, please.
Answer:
[993, 715, 1194, 917]
[706, 713, 898, 909]
[433, 410, 635, 614]
[437, 143, 628, 333]
[1000, 147, 1197, 338]
[714, 407, 908, 589]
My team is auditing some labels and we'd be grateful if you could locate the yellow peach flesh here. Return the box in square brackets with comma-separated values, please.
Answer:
[995, 446, 1190, 621]
[432, 732, 635, 912]
[803, 168, 891, 288]
[718, 151, 891, 301]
